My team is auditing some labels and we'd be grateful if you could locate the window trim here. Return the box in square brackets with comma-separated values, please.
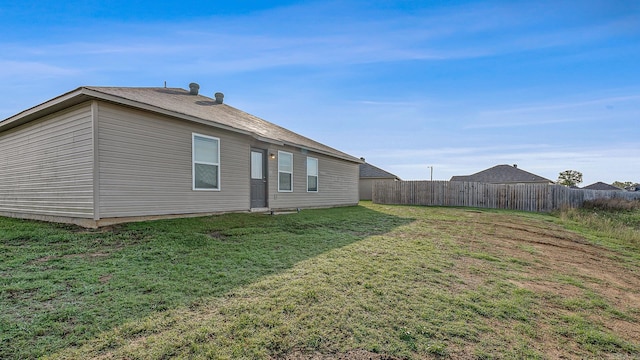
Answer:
[192, 133, 221, 191]
[278, 150, 293, 192]
[307, 157, 318, 192]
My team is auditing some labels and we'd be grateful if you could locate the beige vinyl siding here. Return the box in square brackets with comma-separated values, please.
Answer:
[97, 102, 250, 217]
[0, 103, 94, 217]
[268, 147, 359, 209]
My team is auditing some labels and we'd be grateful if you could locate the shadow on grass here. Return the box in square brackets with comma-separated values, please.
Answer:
[0, 205, 413, 359]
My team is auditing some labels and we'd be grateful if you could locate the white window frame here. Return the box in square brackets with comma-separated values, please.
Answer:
[307, 157, 318, 192]
[278, 151, 293, 192]
[192, 133, 221, 191]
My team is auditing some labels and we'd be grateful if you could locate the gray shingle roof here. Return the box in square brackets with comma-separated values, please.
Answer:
[1, 86, 361, 163]
[626, 183, 640, 191]
[359, 162, 400, 179]
[450, 164, 553, 184]
[582, 182, 622, 191]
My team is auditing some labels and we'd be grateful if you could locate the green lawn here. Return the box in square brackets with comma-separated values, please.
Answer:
[1, 203, 639, 359]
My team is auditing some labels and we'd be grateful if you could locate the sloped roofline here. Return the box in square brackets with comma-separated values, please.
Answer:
[450, 164, 553, 183]
[359, 162, 401, 180]
[0, 86, 362, 164]
[582, 182, 623, 191]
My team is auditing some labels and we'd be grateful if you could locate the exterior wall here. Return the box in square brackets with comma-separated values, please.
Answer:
[96, 102, 251, 218]
[267, 146, 359, 210]
[0, 99, 359, 225]
[359, 178, 398, 201]
[0, 97, 362, 226]
[0, 103, 94, 220]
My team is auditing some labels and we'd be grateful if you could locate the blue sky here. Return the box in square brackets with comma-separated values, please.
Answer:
[1, 0, 639, 185]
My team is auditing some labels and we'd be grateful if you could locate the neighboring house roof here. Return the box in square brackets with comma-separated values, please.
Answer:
[359, 162, 400, 179]
[583, 182, 623, 191]
[626, 183, 640, 192]
[450, 164, 553, 184]
[0, 86, 361, 163]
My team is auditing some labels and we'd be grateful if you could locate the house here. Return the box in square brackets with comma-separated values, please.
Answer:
[625, 183, 640, 192]
[582, 182, 623, 191]
[450, 164, 554, 184]
[0, 85, 362, 228]
[358, 160, 401, 201]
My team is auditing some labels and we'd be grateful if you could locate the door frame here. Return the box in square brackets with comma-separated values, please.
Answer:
[250, 148, 268, 209]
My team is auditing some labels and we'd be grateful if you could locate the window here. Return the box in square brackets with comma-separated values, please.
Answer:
[278, 151, 293, 192]
[192, 133, 220, 190]
[307, 157, 318, 192]
[251, 151, 263, 180]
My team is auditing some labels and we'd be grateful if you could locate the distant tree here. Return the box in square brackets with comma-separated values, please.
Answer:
[557, 170, 583, 187]
[612, 181, 633, 189]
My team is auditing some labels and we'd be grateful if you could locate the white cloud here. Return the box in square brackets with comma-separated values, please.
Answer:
[465, 92, 640, 129]
[0, 61, 80, 79]
[480, 94, 640, 116]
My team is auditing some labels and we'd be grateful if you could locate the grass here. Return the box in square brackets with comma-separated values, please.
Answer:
[1, 202, 639, 359]
[1, 206, 409, 358]
[558, 203, 640, 262]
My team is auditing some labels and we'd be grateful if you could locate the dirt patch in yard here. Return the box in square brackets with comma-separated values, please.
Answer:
[488, 219, 639, 306]
[459, 214, 640, 350]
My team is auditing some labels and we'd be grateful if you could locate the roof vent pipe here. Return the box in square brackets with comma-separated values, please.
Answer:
[189, 83, 200, 95]
[215, 92, 224, 104]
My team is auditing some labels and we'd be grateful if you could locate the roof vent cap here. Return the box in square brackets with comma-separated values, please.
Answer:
[215, 92, 224, 104]
[189, 83, 200, 95]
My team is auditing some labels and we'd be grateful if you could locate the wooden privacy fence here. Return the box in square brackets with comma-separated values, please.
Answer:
[372, 181, 640, 212]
